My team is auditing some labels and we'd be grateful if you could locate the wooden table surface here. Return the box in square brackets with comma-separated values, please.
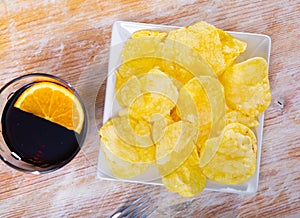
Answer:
[0, 0, 299, 217]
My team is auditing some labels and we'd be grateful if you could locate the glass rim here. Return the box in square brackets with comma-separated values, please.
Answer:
[1, 73, 74, 93]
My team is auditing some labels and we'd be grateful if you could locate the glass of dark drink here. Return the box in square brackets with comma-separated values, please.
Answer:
[0, 74, 87, 174]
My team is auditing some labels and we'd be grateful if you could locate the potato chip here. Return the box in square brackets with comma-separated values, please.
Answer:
[119, 35, 214, 87]
[111, 115, 153, 147]
[226, 108, 259, 128]
[202, 123, 257, 184]
[138, 68, 178, 103]
[162, 148, 206, 197]
[101, 141, 150, 179]
[218, 29, 247, 71]
[220, 57, 272, 117]
[167, 21, 224, 76]
[117, 58, 194, 89]
[99, 120, 156, 163]
[160, 38, 215, 78]
[159, 59, 197, 87]
[196, 76, 226, 166]
[116, 68, 178, 110]
[167, 21, 246, 76]
[176, 77, 212, 151]
[156, 121, 197, 176]
[132, 30, 167, 39]
[115, 70, 127, 90]
[117, 58, 160, 79]
[151, 114, 174, 144]
[115, 75, 141, 107]
[198, 76, 226, 138]
[129, 92, 175, 122]
[176, 76, 226, 167]
[199, 134, 223, 168]
[122, 37, 163, 62]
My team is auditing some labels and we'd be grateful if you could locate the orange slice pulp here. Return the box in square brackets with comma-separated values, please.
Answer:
[14, 82, 84, 134]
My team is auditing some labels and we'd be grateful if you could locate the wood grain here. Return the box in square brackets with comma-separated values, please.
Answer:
[0, 0, 299, 217]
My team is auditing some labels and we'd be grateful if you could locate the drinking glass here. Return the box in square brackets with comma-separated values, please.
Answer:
[0, 73, 87, 174]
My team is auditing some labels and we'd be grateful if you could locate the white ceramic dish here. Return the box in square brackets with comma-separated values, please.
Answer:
[97, 21, 271, 194]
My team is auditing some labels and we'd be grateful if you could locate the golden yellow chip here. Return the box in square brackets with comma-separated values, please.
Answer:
[99, 120, 155, 163]
[158, 60, 196, 87]
[197, 76, 226, 137]
[176, 77, 212, 151]
[132, 30, 167, 39]
[151, 114, 174, 144]
[218, 29, 247, 72]
[139, 68, 179, 103]
[162, 148, 206, 197]
[220, 57, 272, 117]
[167, 21, 246, 76]
[176, 76, 225, 167]
[119, 34, 214, 87]
[117, 58, 194, 89]
[122, 37, 163, 62]
[167, 21, 225, 76]
[116, 68, 178, 110]
[111, 115, 153, 147]
[160, 38, 215, 78]
[199, 134, 223, 168]
[129, 92, 175, 122]
[115, 75, 141, 107]
[101, 141, 150, 179]
[226, 109, 259, 128]
[195, 76, 226, 166]
[117, 58, 159, 80]
[202, 123, 257, 184]
[115, 70, 128, 90]
[156, 121, 197, 176]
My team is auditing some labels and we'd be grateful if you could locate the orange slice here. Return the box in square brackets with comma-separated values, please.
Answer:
[14, 82, 84, 134]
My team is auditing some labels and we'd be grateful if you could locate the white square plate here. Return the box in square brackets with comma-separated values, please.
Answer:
[97, 21, 271, 194]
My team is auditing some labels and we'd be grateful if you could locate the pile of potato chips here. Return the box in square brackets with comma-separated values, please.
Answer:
[99, 21, 271, 197]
